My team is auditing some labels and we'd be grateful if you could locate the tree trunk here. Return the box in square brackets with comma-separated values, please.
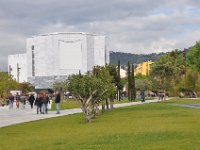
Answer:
[78, 98, 94, 123]
[102, 100, 105, 112]
[164, 89, 166, 100]
[106, 98, 109, 110]
[93, 101, 100, 116]
[84, 105, 94, 123]
[110, 98, 114, 109]
[128, 61, 131, 101]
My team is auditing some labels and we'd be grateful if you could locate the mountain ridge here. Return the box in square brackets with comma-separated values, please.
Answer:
[109, 51, 166, 65]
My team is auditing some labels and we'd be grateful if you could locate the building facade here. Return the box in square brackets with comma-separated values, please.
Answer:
[135, 61, 154, 76]
[8, 32, 109, 89]
[8, 54, 27, 83]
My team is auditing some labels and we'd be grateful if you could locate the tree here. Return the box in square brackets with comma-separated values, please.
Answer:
[127, 62, 136, 101]
[18, 82, 34, 94]
[107, 64, 123, 100]
[68, 74, 101, 122]
[0, 72, 18, 105]
[135, 76, 152, 91]
[93, 65, 115, 111]
[68, 66, 115, 123]
[117, 60, 121, 100]
[127, 61, 131, 100]
[131, 64, 136, 100]
[187, 41, 200, 72]
[150, 49, 184, 96]
[53, 80, 68, 99]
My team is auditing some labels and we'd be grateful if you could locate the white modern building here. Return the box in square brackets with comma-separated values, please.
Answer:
[8, 54, 27, 83]
[8, 32, 109, 89]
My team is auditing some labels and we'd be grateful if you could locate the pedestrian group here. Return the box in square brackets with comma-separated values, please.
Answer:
[8, 91, 61, 114]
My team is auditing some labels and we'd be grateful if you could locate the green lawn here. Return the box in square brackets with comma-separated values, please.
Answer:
[50, 97, 155, 110]
[1, 98, 200, 150]
[50, 99, 79, 110]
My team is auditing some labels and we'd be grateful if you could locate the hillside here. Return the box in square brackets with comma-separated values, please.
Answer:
[109, 51, 166, 65]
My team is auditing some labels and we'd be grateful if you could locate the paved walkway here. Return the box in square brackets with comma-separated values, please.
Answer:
[0, 99, 163, 128]
[169, 103, 200, 109]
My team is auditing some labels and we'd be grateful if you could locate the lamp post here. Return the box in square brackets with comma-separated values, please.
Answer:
[17, 63, 21, 82]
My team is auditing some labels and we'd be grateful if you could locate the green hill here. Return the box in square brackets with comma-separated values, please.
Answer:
[109, 51, 165, 65]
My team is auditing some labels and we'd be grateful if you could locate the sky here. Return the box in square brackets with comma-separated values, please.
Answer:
[1, 0, 200, 71]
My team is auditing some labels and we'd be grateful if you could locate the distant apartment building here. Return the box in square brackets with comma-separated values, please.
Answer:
[135, 61, 154, 76]
[8, 32, 109, 89]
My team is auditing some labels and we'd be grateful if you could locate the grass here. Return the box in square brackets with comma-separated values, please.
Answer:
[1, 98, 200, 150]
[50, 97, 156, 110]
[50, 99, 79, 110]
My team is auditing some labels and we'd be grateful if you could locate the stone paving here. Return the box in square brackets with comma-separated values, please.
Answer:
[0, 99, 162, 128]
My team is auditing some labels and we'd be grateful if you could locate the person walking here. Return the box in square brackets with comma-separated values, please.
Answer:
[28, 94, 35, 109]
[140, 90, 145, 102]
[15, 92, 21, 109]
[35, 94, 42, 114]
[44, 95, 50, 114]
[55, 92, 61, 114]
[8, 93, 14, 109]
[20, 94, 27, 109]
[41, 94, 50, 114]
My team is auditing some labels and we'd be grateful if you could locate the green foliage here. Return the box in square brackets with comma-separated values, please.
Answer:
[68, 66, 115, 122]
[127, 62, 136, 100]
[150, 49, 185, 95]
[53, 80, 68, 92]
[68, 74, 102, 100]
[18, 82, 34, 94]
[135, 78, 152, 91]
[187, 41, 200, 72]
[107, 64, 123, 92]
[0, 72, 18, 103]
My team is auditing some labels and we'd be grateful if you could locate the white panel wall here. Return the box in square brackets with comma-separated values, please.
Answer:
[87, 35, 95, 71]
[94, 36, 106, 66]
[59, 40, 82, 69]
[25, 32, 108, 88]
[8, 54, 27, 83]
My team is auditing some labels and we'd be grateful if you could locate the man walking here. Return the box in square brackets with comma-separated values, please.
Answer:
[55, 92, 61, 114]
[15, 92, 21, 109]
[28, 94, 35, 109]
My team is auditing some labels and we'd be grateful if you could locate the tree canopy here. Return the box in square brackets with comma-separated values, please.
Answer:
[187, 41, 200, 72]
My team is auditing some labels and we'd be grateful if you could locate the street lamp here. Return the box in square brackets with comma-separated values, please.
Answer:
[17, 63, 21, 82]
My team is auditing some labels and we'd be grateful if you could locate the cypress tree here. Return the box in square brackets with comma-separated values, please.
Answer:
[127, 61, 131, 101]
[132, 64, 136, 100]
[117, 60, 121, 100]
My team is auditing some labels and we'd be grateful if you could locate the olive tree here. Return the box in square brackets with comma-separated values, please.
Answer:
[68, 68, 115, 123]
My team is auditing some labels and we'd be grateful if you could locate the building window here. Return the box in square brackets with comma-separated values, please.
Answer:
[32, 45, 34, 50]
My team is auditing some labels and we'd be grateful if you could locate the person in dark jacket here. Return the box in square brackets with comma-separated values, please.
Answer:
[8, 93, 14, 109]
[28, 94, 35, 109]
[35, 94, 42, 114]
[140, 90, 145, 102]
[55, 92, 61, 114]
[42, 95, 50, 114]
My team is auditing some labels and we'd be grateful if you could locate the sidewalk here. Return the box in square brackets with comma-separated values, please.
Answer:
[0, 98, 164, 128]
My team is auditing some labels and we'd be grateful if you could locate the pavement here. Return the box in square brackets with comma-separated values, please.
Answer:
[169, 103, 200, 109]
[0, 99, 163, 128]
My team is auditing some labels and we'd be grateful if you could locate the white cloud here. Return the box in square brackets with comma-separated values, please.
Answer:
[1, 0, 200, 70]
